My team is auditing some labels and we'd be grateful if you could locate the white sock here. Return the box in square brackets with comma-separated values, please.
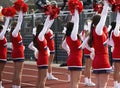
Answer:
[49, 73, 52, 76]
[12, 85, 15, 88]
[0, 81, 2, 86]
[15, 85, 21, 88]
[84, 77, 88, 84]
[68, 74, 70, 82]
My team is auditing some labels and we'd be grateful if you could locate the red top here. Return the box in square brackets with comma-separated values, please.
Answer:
[0, 37, 7, 59]
[36, 37, 48, 66]
[92, 28, 110, 69]
[66, 36, 82, 66]
[112, 32, 120, 58]
[45, 30, 55, 51]
[11, 33, 24, 58]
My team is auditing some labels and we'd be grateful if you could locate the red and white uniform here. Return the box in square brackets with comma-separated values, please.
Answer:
[36, 15, 54, 68]
[0, 38, 7, 61]
[45, 30, 55, 53]
[36, 37, 48, 67]
[0, 17, 10, 62]
[11, 33, 24, 59]
[66, 9, 83, 70]
[66, 36, 82, 67]
[80, 30, 91, 56]
[92, 28, 111, 70]
[110, 12, 120, 62]
[112, 33, 120, 60]
[91, 1, 111, 72]
[11, 11, 24, 61]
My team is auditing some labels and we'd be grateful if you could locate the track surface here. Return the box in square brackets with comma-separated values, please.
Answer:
[2, 61, 114, 88]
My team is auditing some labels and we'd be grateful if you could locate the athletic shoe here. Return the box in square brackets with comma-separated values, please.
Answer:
[47, 74, 58, 80]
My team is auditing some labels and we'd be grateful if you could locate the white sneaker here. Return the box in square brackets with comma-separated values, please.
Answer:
[0, 86, 4, 88]
[84, 78, 95, 87]
[87, 81, 96, 86]
[118, 83, 120, 88]
[114, 81, 118, 88]
[47, 74, 58, 80]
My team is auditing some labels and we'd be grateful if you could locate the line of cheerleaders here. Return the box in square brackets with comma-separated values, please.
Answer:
[0, 0, 120, 88]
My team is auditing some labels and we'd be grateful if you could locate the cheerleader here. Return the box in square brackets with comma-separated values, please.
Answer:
[0, 6, 16, 88]
[65, 8, 83, 88]
[29, 15, 54, 88]
[45, 29, 58, 80]
[87, 1, 112, 88]
[10, 10, 25, 88]
[108, 12, 120, 88]
[0, 19, 10, 88]
[80, 20, 95, 86]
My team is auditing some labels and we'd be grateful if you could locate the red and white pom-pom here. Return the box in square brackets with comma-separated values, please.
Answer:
[108, 0, 115, 5]
[93, 3, 103, 14]
[1, 7, 16, 17]
[22, 3, 28, 13]
[43, 5, 52, 15]
[49, 5, 60, 20]
[14, 0, 28, 13]
[112, 4, 120, 12]
[102, 0, 115, 5]
[68, 0, 83, 15]
[115, 0, 120, 5]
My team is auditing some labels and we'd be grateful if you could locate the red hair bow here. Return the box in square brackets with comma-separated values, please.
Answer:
[68, 0, 83, 15]
[43, 5, 60, 20]
[14, 0, 28, 13]
[93, 3, 103, 14]
[1, 7, 16, 17]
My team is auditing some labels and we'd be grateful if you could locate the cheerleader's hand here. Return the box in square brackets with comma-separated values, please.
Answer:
[67, 51, 70, 56]
[34, 50, 38, 59]
[90, 48, 95, 60]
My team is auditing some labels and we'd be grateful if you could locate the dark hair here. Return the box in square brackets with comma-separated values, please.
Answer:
[66, 22, 74, 36]
[108, 21, 116, 38]
[0, 25, 3, 30]
[33, 23, 44, 49]
[88, 15, 101, 47]
[10, 21, 17, 33]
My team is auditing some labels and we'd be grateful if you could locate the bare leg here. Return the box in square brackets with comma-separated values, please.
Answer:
[12, 61, 24, 86]
[114, 62, 120, 82]
[99, 73, 109, 88]
[0, 62, 6, 81]
[48, 54, 54, 74]
[84, 58, 92, 78]
[70, 70, 81, 88]
[36, 69, 48, 88]
[95, 74, 99, 88]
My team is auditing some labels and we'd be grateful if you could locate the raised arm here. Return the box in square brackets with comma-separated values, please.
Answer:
[38, 15, 53, 41]
[96, 1, 109, 35]
[0, 17, 10, 40]
[113, 12, 120, 37]
[12, 11, 23, 37]
[71, 9, 79, 41]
